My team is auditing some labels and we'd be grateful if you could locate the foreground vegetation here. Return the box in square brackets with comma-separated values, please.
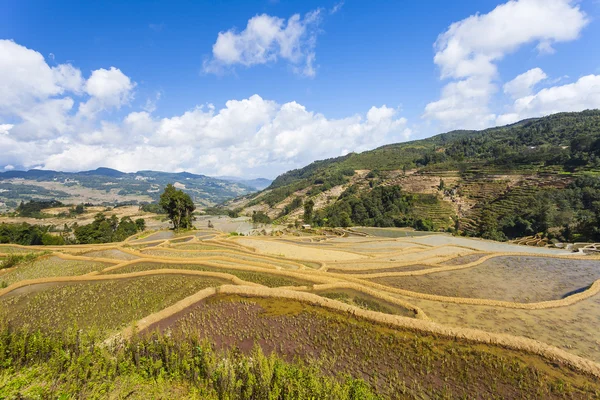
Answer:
[0, 326, 378, 399]
[2, 227, 600, 398]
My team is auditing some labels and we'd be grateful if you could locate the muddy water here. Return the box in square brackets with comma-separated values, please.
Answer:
[372, 256, 600, 303]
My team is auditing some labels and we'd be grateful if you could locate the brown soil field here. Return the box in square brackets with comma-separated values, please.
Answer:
[391, 289, 600, 364]
[143, 294, 600, 399]
[102, 261, 315, 287]
[79, 248, 140, 260]
[237, 238, 369, 261]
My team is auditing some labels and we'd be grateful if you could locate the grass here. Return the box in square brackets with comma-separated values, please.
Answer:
[0, 256, 111, 286]
[0, 252, 44, 270]
[316, 289, 416, 317]
[0, 326, 379, 400]
[104, 261, 313, 287]
[145, 294, 600, 399]
[0, 275, 228, 335]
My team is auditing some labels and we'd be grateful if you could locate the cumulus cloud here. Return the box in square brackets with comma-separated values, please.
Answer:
[0, 39, 81, 111]
[203, 10, 322, 76]
[503, 67, 547, 99]
[497, 74, 600, 125]
[424, 0, 588, 129]
[78, 67, 135, 118]
[0, 40, 409, 177]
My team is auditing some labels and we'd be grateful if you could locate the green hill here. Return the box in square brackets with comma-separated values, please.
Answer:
[228, 110, 600, 242]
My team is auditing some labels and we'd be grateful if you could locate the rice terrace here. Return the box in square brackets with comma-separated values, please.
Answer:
[2, 222, 600, 398]
[4, 0, 600, 398]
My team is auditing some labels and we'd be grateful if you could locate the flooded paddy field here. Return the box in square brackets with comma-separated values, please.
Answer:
[371, 256, 600, 303]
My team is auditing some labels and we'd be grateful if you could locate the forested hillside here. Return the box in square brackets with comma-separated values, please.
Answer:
[228, 110, 600, 242]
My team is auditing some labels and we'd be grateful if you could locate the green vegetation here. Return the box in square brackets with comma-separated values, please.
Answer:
[251, 210, 271, 224]
[0, 222, 66, 245]
[0, 327, 378, 400]
[313, 185, 436, 230]
[0, 253, 42, 270]
[105, 262, 311, 287]
[472, 175, 600, 241]
[242, 111, 600, 239]
[0, 256, 110, 286]
[15, 199, 63, 218]
[74, 213, 145, 244]
[160, 184, 196, 230]
[0, 276, 226, 333]
[139, 202, 166, 214]
[278, 196, 303, 218]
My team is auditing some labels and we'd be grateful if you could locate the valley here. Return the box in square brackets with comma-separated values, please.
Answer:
[1, 224, 600, 398]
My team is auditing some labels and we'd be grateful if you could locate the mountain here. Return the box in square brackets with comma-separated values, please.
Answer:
[0, 168, 258, 209]
[228, 110, 600, 242]
[215, 176, 273, 190]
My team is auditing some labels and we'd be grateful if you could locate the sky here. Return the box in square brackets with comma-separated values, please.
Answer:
[1, 0, 600, 178]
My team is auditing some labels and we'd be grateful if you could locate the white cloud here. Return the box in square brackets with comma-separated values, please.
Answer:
[330, 1, 344, 14]
[5, 93, 409, 177]
[0, 124, 13, 135]
[497, 74, 600, 125]
[424, 0, 588, 129]
[503, 67, 547, 99]
[204, 10, 322, 76]
[0, 40, 410, 177]
[78, 67, 135, 117]
[0, 39, 82, 111]
[423, 77, 497, 130]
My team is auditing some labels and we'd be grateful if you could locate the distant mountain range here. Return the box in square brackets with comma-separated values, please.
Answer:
[0, 167, 271, 209]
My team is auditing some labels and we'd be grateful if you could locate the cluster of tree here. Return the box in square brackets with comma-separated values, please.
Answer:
[15, 200, 64, 218]
[55, 203, 87, 218]
[278, 196, 303, 218]
[473, 175, 600, 242]
[73, 213, 146, 244]
[0, 222, 66, 245]
[304, 185, 435, 230]
[203, 206, 241, 218]
[139, 202, 166, 214]
[417, 111, 600, 171]
[252, 211, 271, 224]
[159, 184, 195, 230]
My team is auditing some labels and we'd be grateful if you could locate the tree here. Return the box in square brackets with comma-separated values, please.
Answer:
[135, 218, 146, 231]
[303, 199, 315, 224]
[159, 184, 196, 230]
[252, 211, 271, 224]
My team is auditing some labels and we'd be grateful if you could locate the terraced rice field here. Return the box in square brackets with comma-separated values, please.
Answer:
[370, 256, 600, 303]
[0, 255, 113, 285]
[2, 227, 600, 397]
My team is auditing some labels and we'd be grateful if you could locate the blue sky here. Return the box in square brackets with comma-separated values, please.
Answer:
[1, 0, 600, 178]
